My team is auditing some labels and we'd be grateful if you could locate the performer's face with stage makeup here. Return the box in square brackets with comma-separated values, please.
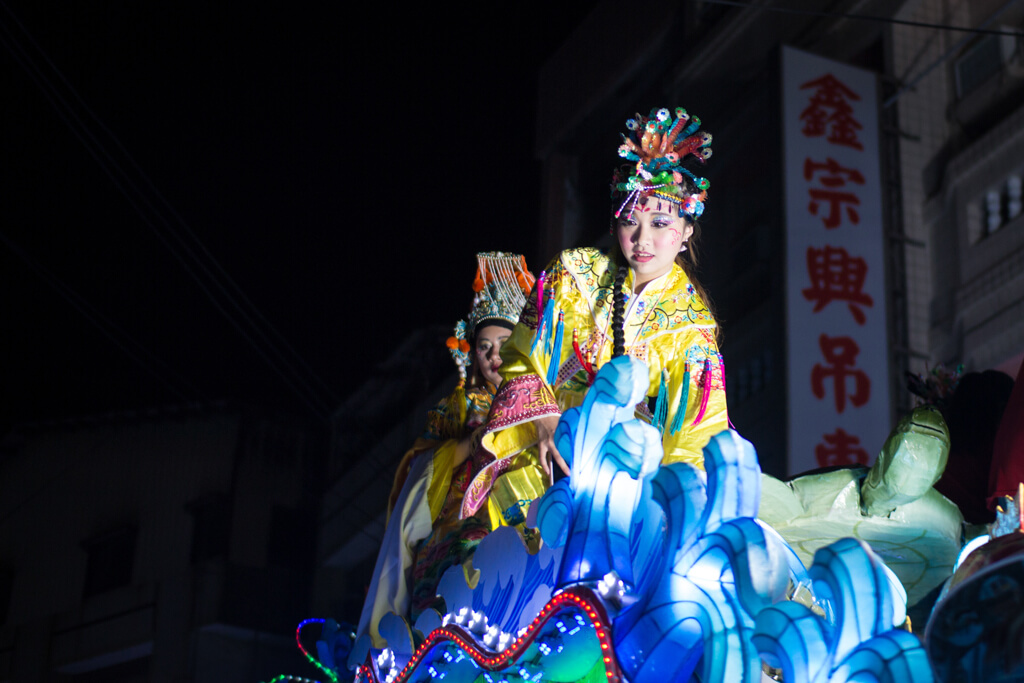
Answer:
[474, 324, 511, 388]
[616, 197, 693, 291]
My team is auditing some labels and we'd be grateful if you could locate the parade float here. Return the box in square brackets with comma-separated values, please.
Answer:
[267, 356, 1024, 683]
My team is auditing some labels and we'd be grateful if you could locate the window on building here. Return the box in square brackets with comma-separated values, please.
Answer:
[82, 527, 136, 599]
[954, 32, 1020, 99]
[980, 172, 1024, 239]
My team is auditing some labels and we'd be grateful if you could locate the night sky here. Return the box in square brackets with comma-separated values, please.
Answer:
[1, 2, 599, 426]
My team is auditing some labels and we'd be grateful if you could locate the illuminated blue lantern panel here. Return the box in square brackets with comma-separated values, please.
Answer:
[299, 357, 941, 683]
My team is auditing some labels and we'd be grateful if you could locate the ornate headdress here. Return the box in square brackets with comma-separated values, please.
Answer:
[446, 252, 535, 384]
[612, 107, 713, 220]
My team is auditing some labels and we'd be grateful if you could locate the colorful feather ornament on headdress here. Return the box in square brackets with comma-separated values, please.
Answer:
[612, 107, 713, 220]
[446, 252, 536, 386]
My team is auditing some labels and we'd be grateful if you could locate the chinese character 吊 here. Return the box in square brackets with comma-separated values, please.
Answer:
[811, 334, 871, 413]
[799, 73, 864, 150]
[802, 245, 874, 324]
[805, 157, 864, 229]
[815, 428, 870, 467]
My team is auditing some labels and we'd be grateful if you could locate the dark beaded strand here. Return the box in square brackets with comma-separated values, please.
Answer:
[612, 265, 628, 358]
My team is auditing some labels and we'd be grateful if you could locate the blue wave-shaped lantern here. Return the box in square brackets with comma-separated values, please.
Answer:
[329, 355, 938, 683]
[753, 537, 932, 682]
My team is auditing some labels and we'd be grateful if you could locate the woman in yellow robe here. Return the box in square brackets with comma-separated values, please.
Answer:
[356, 252, 535, 647]
[461, 107, 730, 531]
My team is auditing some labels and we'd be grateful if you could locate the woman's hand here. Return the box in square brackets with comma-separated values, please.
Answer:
[536, 414, 570, 483]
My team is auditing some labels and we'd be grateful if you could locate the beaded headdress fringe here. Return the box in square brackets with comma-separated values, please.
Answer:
[446, 252, 535, 384]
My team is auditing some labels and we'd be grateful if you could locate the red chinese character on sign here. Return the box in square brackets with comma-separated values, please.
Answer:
[802, 246, 874, 324]
[805, 157, 864, 229]
[811, 334, 870, 413]
[815, 428, 870, 467]
[799, 74, 864, 150]
[804, 158, 865, 187]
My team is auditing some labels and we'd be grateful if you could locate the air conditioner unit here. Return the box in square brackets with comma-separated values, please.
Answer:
[954, 28, 1020, 99]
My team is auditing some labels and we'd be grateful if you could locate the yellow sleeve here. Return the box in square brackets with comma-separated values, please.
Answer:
[481, 254, 568, 460]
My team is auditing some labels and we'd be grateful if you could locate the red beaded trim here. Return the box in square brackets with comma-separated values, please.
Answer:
[354, 587, 621, 683]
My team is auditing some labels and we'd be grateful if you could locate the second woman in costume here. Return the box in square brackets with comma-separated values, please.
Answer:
[357, 252, 535, 646]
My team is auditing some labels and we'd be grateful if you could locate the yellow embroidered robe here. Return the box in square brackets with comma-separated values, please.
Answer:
[463, 247, 729, 528]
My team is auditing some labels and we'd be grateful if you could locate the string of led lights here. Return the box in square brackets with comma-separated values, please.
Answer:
[353, 587, 622, 683]
[296, 619, 340, 683]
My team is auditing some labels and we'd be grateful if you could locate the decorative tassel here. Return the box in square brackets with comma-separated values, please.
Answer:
[530, 313, 546, 356]
[545, 301, 558, 356]
[669, 362, 690, 435]
[532, 295, 555, 357]
[693, 358, 712, 425]
[572, 328, 595, 383]
[653, 369, 670, 433]
[546, 311, 564, 387]
[535, 271, 546, 318]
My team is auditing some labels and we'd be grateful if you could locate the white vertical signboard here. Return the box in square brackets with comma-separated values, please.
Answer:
[782, 46, 891, 475]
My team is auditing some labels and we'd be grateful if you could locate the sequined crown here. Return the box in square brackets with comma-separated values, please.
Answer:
[612, 107, 712, 220]
[446, 252, 535, 383]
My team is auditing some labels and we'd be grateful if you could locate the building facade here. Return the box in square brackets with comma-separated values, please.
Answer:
[534, 0, 1024, 476]
[0, 404, 321, 683]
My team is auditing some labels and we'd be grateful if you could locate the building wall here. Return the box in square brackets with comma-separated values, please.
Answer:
[891, 0, 1024, 375]
[533, 0, 1024, 475]
[929, 102, 1024, 369]
[891, 0, 967, 380]
[0, 406, 319, 683]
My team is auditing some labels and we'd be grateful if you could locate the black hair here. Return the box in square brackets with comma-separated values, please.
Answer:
[611, 265, 629, 358]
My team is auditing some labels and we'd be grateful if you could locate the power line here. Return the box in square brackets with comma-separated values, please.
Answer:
[0, 15, 330, 421]
[0, 230, 208, 404]
[0, 2, 340, 420]
[883, 0, 1023, 107]
[695, 0, 1024, 38]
